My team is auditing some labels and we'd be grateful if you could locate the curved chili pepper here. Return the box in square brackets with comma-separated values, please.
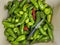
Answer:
[32, 8, 36, 20]
[9, 0, 19, 15]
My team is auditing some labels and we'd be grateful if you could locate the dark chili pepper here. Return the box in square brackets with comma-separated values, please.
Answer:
[9, 0, 19, 15]
[8, 1, 13, 10]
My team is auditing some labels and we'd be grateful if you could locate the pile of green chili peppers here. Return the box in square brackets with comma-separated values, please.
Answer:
[3, 0, 54, 45]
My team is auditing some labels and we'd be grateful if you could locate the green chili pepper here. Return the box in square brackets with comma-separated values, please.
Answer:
[16, 12, 28, 26]
[45, 20, 54, 30]
[47, 14, 52, 23]
[20, 24, 24, 34]
[2, 21, 15, 28]
[26, 23, 30, 28]
[14, 8, 20, 14]
[35, 11, 41, 25]
[21, 40, 27, 45]
[24, 31, 29, 35]
[29, 36, 34, 40]
[43, 24, 48, 31]
[13, 27, 20, 36]
[19, 11, 24, 15]
[11, 41, 19, 45]
[15, 18, 19, 23]
[33, 30, 39, 39]
[23, 4, 30, 11]
[28, 22, 33, 26]
[7, 36, 15, 42]
[9, 0, 19, 15]
[39, 26, 47, 35]
[31, 11, 41, 29]
[28, 10, 34, 24]
[40, 36, 49, 42]
[37, 35, 43, 42]
[28, 4, 34, 10]
[48, 28, 54, 41]
[30, 39, 36, 44]
[31, 0, 39, 9]
[7, 28, 16, 38]
[11, 17, 15, 23]
[44, 8, 52, 15]
[38, 0, 44, 10]
[15, 35, 26, 42]
[25, 18, 29, 23]
[20, 0, 27, 8]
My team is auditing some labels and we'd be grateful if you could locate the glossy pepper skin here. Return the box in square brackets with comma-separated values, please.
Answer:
[30, 0, 39, 9]
[14, 8, 20, 14]
[7, 36, 15, 42]
[43, 24, 48, 31]
[38, 0, 44, 10]
[33, 30, 39, 39]
[20, 24, 24, 34]
[13, 27, 20, 36]
[45, 20, 54, 30]
[20, 0, 27, 8]
[6, 28, 16, 38]
[48, 28, 54, 41]
[28, 10, 34, 24]
[23, 4, 30, 11]
[15, 35, 26, 42]
[11, 41, 19, 45]
[16, 12, 28, 26]
[21, 40, 27, 45]
[28, 4, 34, 10]
[47, 14, 52, 23]
[2, 21, 15, 28]
[9, 0, 19, 15]
[39, 26, 47, 35]
[44, 8, 52, 15]
[40, 36, 49, 42]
